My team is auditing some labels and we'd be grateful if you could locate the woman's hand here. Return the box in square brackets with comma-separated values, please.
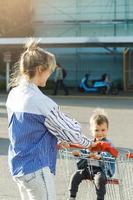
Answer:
[88, 141, 98, 151]
[59, 140, 70, 149]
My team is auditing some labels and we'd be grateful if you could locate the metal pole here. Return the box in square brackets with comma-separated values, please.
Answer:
[114, 0, 117, 36]
[6, 62, 10, 92]
[113, 0, 117, 53]
[75, 0, 80, 87]
[123, 48, 129, 91]
[124, 0, 128, 31]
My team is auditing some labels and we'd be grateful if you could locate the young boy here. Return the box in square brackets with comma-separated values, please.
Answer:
[68, 108, 116, 200]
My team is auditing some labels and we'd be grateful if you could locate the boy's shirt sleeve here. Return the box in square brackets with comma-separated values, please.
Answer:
[44, 106, 92, 147]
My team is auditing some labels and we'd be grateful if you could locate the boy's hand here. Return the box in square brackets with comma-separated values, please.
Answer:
[94, 155, 101, 160]
[72, 150, 81, 157]
[88, 141, 119, 158]
[89, 141, 107, 152]
[88, 152, 101, 160]
[88, 152, 95, 158]
[88, 141, 98, 150]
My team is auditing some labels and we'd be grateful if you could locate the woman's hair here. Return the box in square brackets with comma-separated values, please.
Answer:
[10, 38, 56, 87]
[90, 108, 109, 129]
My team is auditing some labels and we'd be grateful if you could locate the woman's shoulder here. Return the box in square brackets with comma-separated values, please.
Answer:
[33, 91, 58, 116]
[7, 85, 58, 116]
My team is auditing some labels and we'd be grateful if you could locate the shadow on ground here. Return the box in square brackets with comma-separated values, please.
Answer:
[0, 138, 9, 155]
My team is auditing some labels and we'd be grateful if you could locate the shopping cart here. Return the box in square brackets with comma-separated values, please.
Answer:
[56, 144, 133, 200]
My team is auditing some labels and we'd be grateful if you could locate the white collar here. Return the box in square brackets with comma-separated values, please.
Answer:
[19, 78, 38, 91]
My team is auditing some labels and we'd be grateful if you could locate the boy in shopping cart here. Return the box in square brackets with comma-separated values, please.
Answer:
[68, 108, 116, 200]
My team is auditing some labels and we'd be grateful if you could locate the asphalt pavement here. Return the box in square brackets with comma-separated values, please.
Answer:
[0, 91, 133, 199]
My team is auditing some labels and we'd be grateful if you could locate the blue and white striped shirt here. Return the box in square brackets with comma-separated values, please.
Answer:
[6, 79, 91, 177]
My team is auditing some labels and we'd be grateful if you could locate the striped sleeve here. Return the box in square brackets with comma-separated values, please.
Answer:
[44, 107, 91, 147]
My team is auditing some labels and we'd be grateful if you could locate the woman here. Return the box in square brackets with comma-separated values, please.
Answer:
[6, 39, 95, 200]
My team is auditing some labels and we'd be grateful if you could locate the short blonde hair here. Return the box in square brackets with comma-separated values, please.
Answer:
[10, 38, 56, 87]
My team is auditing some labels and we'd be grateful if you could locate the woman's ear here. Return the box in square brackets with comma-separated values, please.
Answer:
[38, 65, 44, 73]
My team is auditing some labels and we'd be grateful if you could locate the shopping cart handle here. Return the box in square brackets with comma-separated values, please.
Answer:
[57, 142, 118, 157]
[57, 143, 86, 150]
[90, 141, 119, 158]
[69, 143, 87, 149]
[126, 153, 133, 158]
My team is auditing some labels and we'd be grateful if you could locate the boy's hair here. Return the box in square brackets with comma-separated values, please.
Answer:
[90, 108, 109, 129]
[10, 38, 56, 87]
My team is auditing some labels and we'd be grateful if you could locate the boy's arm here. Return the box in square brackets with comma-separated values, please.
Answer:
[90, 140, 118, 158]
[72, 149, 90, 157]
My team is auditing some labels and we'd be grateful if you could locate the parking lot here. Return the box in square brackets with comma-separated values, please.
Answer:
[0, 94, 133, 199]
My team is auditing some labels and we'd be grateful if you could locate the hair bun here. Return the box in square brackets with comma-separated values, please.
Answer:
[25, 38, 40, 51]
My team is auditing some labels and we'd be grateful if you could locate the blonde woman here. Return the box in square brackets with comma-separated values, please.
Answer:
[6, 39, 95, 200]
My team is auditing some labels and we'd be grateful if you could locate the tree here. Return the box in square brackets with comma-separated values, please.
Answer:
[0, 0, 33, 37]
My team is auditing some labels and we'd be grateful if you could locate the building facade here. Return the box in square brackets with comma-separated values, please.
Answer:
[32, 0, 133, 89]
[1, 0, 133, 90]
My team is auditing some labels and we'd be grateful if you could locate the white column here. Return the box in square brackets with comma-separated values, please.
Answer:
[6, 62, 10, 92]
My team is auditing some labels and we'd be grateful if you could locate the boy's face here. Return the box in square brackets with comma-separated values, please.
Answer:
[92, 122, 108, 140]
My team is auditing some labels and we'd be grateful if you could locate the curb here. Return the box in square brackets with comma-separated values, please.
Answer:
[0, 94, 133, 109]
[50, 94, 133, 100]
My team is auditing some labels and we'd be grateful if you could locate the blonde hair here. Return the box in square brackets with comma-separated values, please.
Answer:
[10, 38, 56, 87]
[90, 108, 109, 131]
